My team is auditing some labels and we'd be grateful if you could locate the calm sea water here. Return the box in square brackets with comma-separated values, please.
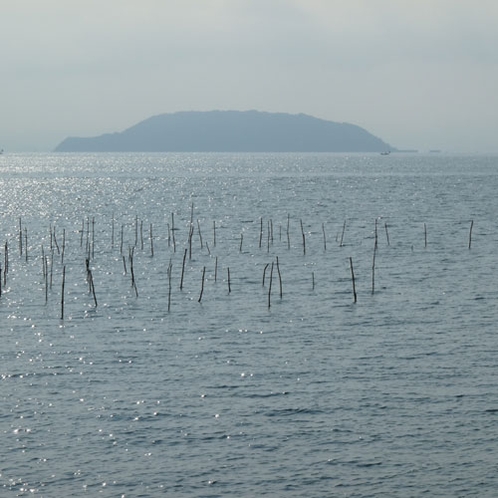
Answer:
[1, 152, 498, 497]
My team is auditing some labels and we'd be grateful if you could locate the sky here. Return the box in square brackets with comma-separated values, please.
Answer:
[2, 0, 498, 153]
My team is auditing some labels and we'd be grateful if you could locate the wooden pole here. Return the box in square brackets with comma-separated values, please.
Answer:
[61, 265, 66, 320]
[276, 256, 283, 299]
[339, 220, 346, 247]
[180, 248, 187, 290]
[300, 219, 306, 255]
[198, 266, 206, 303]
[349, 257, 357, 303]
[268, 261, 274, 308]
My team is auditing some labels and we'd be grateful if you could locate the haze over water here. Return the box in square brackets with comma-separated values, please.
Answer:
[1, 152, 497, 497]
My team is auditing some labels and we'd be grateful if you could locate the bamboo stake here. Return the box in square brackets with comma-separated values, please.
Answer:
[371, 242, 377, 295]
[384, 222, 390, 246]
[227, 267, 231, 293]
[286, 213, 290, 250]
[188, 224, 193, 260]
[167, 260, 172, 312]
[129, 247, 138, 297]
[19, 217, 23, 256]
[111, 212, 115, 249]
[150, 223, 154, 257]
[424, 222, 427, 248]
[86, 259, 97, 307]
[468, 220, 474, 249]
[267, 220, 270, 253]
[91, 217, 95, 259]
[50, 249, 54, 289]
[198, 266, 206, 303]
[268, 261, 274, 308]
[197, 219, 203, 249]
[171, 213, 176, 252]
[262, 263, 269, 286]
[61, 228, 66, 264]
[4, 241, 8, 286]
[180, 248, 187, 290]
[349, 257, 357, 303]
[53, 225, 60, 254]
[276, 256, 283, 299]
[300, 219, 306, 255]
[372, 219, 378, 295]
[322, 222, 327, 251]
[45, 257, 48, 304]
[339, 220, 346, 247]
[61, 265, 66, 320]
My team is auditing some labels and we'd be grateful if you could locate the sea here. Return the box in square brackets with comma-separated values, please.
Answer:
[0, 152, 497, 497]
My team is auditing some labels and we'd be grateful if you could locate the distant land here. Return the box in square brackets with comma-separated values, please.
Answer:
[54, 110, 396, 153]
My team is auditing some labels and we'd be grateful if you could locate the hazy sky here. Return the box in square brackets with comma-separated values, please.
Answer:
[2, 0, 498, 152]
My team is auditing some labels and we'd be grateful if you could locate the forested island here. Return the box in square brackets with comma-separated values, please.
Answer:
[54, 110, 395, 153]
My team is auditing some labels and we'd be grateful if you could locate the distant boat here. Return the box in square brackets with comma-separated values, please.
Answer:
[380, 151, 390, 155]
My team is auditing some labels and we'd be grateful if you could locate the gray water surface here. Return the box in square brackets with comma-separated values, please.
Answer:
[1, 152, 497, 497]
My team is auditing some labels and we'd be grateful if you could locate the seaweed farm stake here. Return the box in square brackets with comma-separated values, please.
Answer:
[19, 217, 23, 256]
[286, 214, 290, 250]
[129, 247, 138, 297]
[424, 222, 427, 248]
[339, 220, 346, 247]
[61, 265, 66, 320]
[111, 212, 115, 249]
[322, 222, 327, 251]
[262, 263, 269, 286]
[384, 222, 390, 246]
[197, 219, 203, 249]
[4, 241, 8, 286]
[61, 228, 66, 264]
[180, 248, 187, 290]
[227, 267, 231, 293]
[349, 257, 357, 303]
[149, 223, 154, 257]
[300, 219, 306, 256]
[276, 256, 283, 299]
[86, 259, 97, 307]
[167, 260, 172, 312]
[267, 261, 274, 308]
[468, 220, 474, 249]
[198, 266, 206, 303]
[171, 213, 176, 252]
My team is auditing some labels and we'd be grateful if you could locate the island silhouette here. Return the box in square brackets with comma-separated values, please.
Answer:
[54, 110, 395, 153]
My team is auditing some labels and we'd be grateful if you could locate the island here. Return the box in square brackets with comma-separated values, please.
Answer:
[54, 110, 395, 153]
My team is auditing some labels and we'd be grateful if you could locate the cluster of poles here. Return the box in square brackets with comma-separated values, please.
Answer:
[0, 209, 477, 320]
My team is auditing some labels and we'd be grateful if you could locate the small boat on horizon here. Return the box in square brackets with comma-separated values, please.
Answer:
[380, 151, 391, 155]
